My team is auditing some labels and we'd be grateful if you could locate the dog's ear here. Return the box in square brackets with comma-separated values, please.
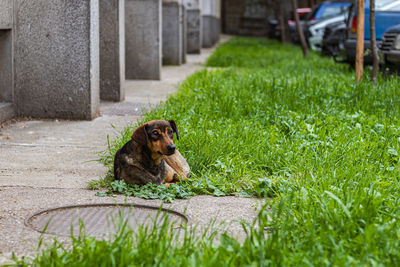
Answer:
[131, 124, 148, 145]
[168, 120, 179, 140]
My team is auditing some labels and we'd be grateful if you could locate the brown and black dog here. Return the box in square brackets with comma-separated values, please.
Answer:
[113, 120, 190, 186]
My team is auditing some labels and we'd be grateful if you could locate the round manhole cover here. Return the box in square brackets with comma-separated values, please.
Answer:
[25, 203, 188, 237]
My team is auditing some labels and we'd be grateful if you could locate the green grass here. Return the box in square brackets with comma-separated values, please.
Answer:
[95, 37, 400, 202]
[30, 36, 399, 265]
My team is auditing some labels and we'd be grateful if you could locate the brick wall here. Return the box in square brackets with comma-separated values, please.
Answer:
[223, 0, 269, 36]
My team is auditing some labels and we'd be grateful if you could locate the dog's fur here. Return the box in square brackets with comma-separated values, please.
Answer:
[113, 120, 190, 186]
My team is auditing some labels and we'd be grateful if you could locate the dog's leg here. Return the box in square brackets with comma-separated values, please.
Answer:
[121, 155, 163, 185]
[165, 150, 190, 180]
[162, 162, 177, 184]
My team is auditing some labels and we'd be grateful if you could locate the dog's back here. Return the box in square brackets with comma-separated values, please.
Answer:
[113, 140, 130, 182]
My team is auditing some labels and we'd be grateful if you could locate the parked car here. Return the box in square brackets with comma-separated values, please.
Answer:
[289, 7, 312, 23]
[380, 24, 400, 69]
[292, 1, 351, 45]
[344, 0, 400, 64]
[306, 1, 352, 21]
[270, 1, 351, 42]
[307, 10, 349, 50]
[269, 8, 312, 40]
[288, 8, 312, 42]
[321, 20, 348, 60]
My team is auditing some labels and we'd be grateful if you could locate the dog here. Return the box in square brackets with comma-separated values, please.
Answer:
[113, 120, 190, 186]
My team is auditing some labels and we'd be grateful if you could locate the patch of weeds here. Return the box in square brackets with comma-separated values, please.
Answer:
[87, 172, 113, 190]
[96, 180, 195, 203]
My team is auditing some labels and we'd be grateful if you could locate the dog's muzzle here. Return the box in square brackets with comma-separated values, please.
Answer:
[167, 144, 176, 154]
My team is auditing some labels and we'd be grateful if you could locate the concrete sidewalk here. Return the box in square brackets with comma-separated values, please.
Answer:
[0, 38, 262, 259]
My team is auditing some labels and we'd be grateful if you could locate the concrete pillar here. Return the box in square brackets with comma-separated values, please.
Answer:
[0, 0, 15, 123]
[162, 0, 183, 65]
[125, 0, 161, 80]
[99, 0, 125, 102]
[213, 0, 221, 44]
[0, 30, 12, 103]
[0, 0, 13, 29]
[181, 5, 187, 63]
[201, 0, 220, 48]
[13, 0, 100, 120]
[184, 0, 202, 54]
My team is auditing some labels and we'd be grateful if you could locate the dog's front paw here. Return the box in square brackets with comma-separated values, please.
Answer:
[172, 173, 182, 182]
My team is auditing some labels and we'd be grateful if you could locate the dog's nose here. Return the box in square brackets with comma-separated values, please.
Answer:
[167, 144, 176, 153]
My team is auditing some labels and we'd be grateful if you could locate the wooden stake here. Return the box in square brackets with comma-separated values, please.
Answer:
[292, 0, 309, 57]
[279, 4, 286, 44]
[370, 0, 379, 83]
[355, 0, 365, 82]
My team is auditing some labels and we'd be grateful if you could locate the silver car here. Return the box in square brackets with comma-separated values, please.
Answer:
[308, 12, 349, 51]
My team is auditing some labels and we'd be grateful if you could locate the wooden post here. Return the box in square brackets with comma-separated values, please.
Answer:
[292, 0, 309, 57]
[370, 0, 379, 83]
[279, 4, 286, 44]
[355, 0, 365, 82]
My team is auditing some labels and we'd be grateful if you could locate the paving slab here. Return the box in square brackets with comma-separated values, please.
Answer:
[0, 35, 262, 258]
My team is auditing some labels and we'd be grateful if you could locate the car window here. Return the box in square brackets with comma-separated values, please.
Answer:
[376, 0, 400, 10]
[387, 3, 400, 10]
[379, 2, 400, 10]
[320, 6, 349, 19]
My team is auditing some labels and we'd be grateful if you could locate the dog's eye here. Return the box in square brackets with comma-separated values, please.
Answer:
[152, 131, 159, 136]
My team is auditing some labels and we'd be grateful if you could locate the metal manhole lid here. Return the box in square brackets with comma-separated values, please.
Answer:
[25, 203, 189, 237]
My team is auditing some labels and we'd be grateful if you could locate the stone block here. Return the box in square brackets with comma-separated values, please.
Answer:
[125, 0, 161, 80]
[100, 0, 125, 101]
[162, 2, 183, 65]
[0, 0, 13, 29]
[186, 9, 201, 54]
[14, 0, 100, 120]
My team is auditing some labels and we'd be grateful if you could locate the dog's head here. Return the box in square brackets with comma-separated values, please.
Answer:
[132, 120, 179, 156]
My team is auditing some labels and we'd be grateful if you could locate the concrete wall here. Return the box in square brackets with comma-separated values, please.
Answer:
[162, 1, 183, 65]
[125, 0, 161, 80]
[100, 0, 125, 102]
[13, 0, 100, 120]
